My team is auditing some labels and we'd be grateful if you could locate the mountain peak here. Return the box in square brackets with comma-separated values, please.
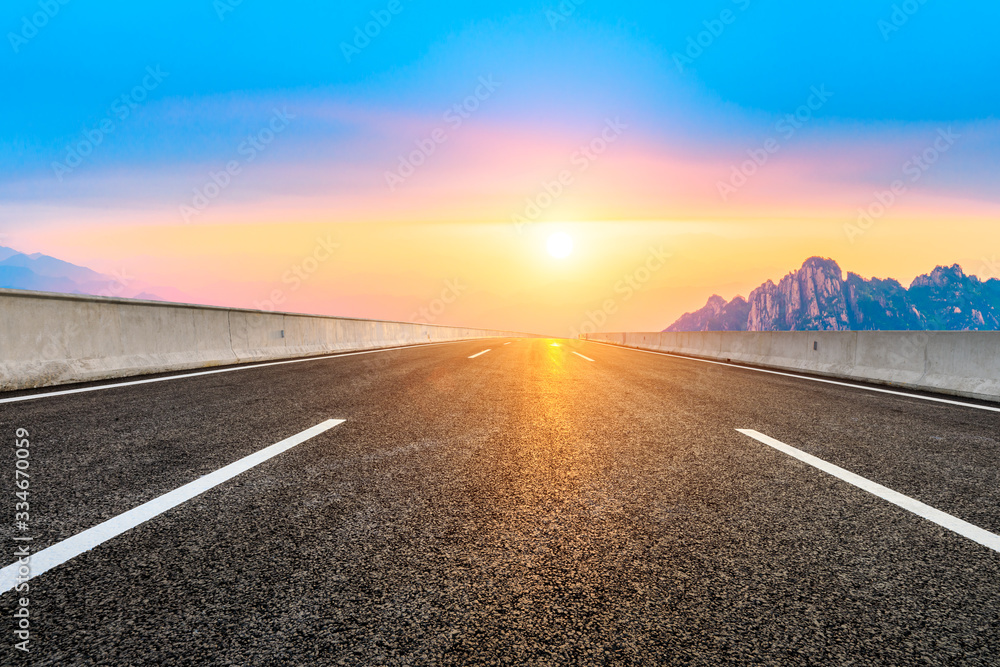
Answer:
[705, 294, 727, 309]
[910, 264, 968, 289]
[663, 293, 749, 332]
[800, 256, 841, 271]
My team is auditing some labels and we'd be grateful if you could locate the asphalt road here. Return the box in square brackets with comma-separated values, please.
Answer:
[1, 338, 998, 666]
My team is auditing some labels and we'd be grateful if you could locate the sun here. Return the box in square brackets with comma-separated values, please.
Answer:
[546, 232, 574, 259]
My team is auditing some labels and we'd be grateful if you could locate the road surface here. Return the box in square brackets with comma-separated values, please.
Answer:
[1, 338, 998, 665]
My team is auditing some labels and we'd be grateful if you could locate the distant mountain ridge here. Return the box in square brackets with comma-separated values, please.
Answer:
[665, 257, 1000, 332]
[0, 246, 165, 301]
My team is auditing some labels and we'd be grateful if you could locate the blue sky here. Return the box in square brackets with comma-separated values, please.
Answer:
[4, 1, 998, 167]
[3, 0, 998, 223]
[2, 1, 998, 333]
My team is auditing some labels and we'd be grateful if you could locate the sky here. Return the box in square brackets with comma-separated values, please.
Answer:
[2, 0, 999, 335]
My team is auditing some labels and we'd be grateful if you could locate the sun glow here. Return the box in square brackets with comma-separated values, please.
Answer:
[546, 232, 574, 259]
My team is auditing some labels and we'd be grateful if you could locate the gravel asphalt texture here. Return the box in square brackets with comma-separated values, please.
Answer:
[1, 337, 998, 666]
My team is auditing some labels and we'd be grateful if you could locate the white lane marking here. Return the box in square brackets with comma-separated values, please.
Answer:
[468, 349, 491, 359]
[0, 419, 345, 595]
[572, 352, 594, 362]
[0, 340, 479, 406]
[504, 342, 512, 345]
[586, 340, 1000, 413]
[737, 429, 1000, 554]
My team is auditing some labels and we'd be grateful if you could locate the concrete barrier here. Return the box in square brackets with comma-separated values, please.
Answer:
[581, 330, 1000, 403]
[0, 289, 533, 392]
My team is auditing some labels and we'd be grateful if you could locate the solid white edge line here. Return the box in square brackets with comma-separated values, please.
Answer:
[572, 351, 595, 362]
[585, 340, 1000, 413]
[0, 419, 346, 595]
[1, 339, 481, 406]
[468, 349, 491, 359]
[736, 429, 1000, 554]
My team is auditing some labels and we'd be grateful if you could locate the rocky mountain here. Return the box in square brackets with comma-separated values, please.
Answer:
[665, 294, 750, 331]
[665, 257, 1000, 332]
[908, 264, 1000, 330]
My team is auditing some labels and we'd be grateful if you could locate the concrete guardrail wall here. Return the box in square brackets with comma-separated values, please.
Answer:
[0, 289, 532, 392]
[582, 331, 1000, 403]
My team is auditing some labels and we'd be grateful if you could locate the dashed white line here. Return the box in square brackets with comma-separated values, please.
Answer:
[737, 429, 1000, 554]
[468, 349, 491, 359]
[504, 342, 512, 345]
[587, 340, 1000, 413]
[0, 419, 346, 595]
[572, 352, 594, 362]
